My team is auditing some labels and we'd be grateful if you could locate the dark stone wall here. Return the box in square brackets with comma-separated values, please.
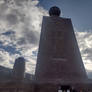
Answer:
[35, 16, 88, 84]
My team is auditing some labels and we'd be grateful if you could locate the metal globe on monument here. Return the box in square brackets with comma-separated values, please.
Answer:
[49, 6, 61, 16]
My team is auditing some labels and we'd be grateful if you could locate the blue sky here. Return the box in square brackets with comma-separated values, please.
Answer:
[0, 0, 92, 78]
[38, 0, 92, 31]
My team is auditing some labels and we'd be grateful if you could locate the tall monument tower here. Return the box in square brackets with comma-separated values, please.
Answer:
[35, 6, 88, 87]
[13, 57, 25, 81]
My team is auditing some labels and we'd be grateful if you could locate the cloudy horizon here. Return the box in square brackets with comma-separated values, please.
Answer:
[0, 0, 92, 79]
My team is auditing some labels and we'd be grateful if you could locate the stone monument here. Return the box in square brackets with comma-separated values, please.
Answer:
[12, 57, 25, 80]
[34, 6, 88, 92]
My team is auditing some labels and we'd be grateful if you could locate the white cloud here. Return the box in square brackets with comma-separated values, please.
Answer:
[0, 49, 19, 68]
[0, 0, 48, 74]
[75, 31, 92, 74]
[0, 0, 92, 79]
